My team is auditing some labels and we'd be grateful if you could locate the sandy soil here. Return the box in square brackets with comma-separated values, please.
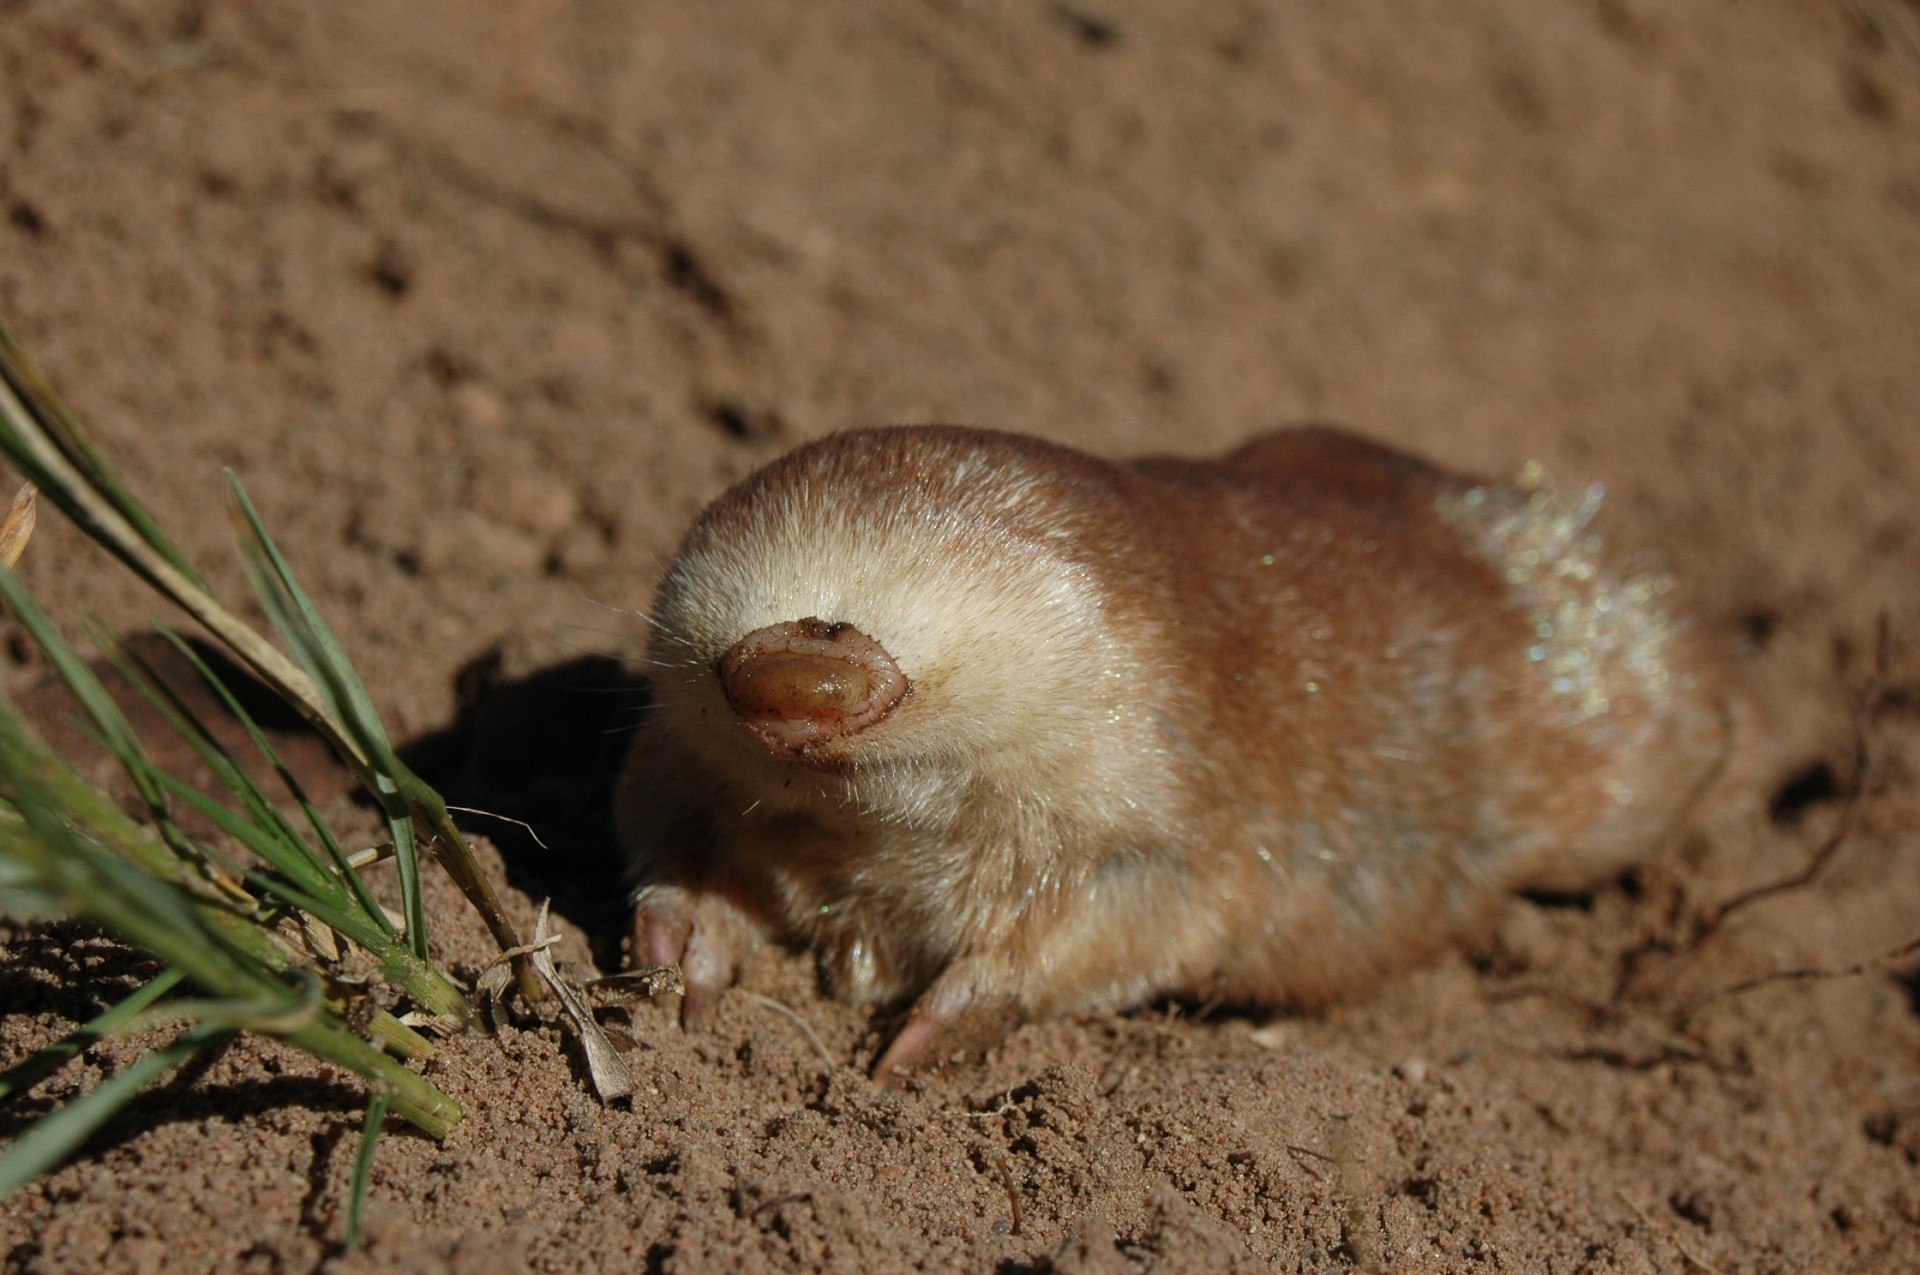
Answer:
[3, 1, 1919, 1270]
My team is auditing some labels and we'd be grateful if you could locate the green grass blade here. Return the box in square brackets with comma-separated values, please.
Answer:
[127, 970, 326, 1036]
[129, 775, 464, 1017]
[136, 770, 339, 909]
[4, 704, 328, 1015]
[345, 1089, 391, 1249]
[4, 723, 466, 1025]
[0, 828, 61, 916]
[3, 796, 256, 1000]
[0, 968, 187, 1103]
[0, 324, 385, 821]
[0, 567, 170, 820]
[227, 476, 395, 762]
[0, 705, 306, 980]
[108, 631, 309, 834]
[100, 635, 339, 901]
[1, 324, 518, 998]
[282, 1018, 458, 1136]
[0, 585, 241, 900]
[0, 747, 463, 1134]
[0, 324, 204, 589]
[0, 328, 358, 787]
[147, 628, 392, 930]
[364, 1012, 435, 1061]
[227, 476, 529, 975]
[0, 1022, 226, 1200]
[387, 814, 427, 960]
[228, 477, 434, 959]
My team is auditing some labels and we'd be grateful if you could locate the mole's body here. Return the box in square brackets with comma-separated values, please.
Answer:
[617, 426, 1725, 1077]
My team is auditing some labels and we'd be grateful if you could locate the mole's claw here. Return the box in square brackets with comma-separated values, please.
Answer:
[630, 886, 758, 1029]
[679, 923, 743, 1028]
[871, 1012, 951, 1087]
[639, 906, 690, 968]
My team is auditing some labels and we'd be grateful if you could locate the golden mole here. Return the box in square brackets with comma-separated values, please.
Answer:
[616, 426, 1725, 1080]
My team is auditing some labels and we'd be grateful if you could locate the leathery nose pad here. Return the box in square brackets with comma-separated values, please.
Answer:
[717, 618, 909, 755]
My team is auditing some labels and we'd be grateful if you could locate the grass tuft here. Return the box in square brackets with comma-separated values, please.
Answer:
[0, 321, 550, 1239]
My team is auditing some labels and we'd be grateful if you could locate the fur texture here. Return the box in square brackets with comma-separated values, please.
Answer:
[617, 425, 1726, 1067]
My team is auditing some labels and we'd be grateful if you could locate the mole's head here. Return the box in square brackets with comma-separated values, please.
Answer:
[637, 427, 1169, 819]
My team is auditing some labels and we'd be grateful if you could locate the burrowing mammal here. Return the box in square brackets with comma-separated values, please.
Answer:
[617, 425, 1725, 1079]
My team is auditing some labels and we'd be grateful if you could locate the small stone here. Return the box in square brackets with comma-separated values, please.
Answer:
[450, 383, 508, 430]
[478, 471, 580, 537]
[1249, 1020, 1294, 1050]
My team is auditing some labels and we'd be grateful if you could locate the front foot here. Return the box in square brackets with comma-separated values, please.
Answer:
[871, 958, 1018, 1088]
[632, 884, 761, 1027]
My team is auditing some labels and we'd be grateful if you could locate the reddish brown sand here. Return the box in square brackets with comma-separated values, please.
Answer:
[3, 2, 1919, 1271]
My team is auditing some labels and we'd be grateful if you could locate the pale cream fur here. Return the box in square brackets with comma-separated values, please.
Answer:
[628, 434, 1185, 1010]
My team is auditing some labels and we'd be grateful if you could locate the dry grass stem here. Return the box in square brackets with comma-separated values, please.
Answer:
[527, 900, 638, 1102]
[0, 483, 35, 566]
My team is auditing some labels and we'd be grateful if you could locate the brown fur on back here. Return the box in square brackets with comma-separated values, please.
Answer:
[619, 425, 1725, 1020]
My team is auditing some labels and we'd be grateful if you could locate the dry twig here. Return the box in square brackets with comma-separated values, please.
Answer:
[526, 900, 637, 1101]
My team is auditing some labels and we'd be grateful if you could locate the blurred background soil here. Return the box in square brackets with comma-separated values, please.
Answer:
[2, 1, 1918, 1270]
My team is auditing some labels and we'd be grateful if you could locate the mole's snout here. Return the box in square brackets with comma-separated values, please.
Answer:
[718, 618, 908, 755]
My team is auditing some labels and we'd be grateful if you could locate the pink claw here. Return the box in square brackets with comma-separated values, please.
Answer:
[871, 1012, 951, 1088]
[641, 907, 690, 968]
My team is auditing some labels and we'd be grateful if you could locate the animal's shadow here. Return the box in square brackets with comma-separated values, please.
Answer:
[1, 642, 649, 1169]
[11, 634, 650, 968]
[400, 649, 649, 966]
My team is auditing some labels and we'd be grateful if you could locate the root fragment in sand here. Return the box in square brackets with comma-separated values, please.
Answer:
[740, 990, 838, 1071]
[1695, 615, 1890, 941]
[446, 804, 550, 850]
[1681, 934, 1920, 1022]
[994, 1158, 1024, 1237]
[1674, 617, 1919, 1021]
[1282, 1142, 1336, 1183]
